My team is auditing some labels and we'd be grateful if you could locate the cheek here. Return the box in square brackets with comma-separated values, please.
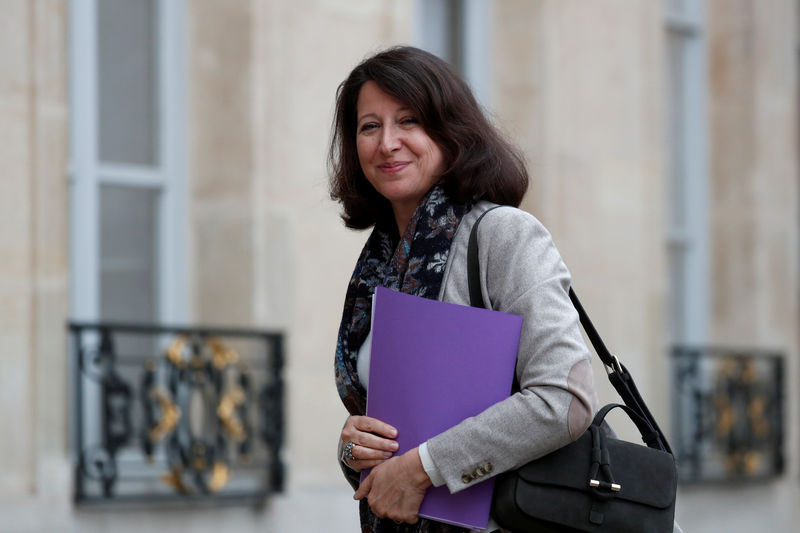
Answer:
[356, 140, 377, 185]
[356, 136, 377, 158]
[426, 143, 445, 175]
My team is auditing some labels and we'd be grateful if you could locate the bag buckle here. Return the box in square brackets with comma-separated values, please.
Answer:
[604, 355, 623, 375]
[589, 479, 621, 492]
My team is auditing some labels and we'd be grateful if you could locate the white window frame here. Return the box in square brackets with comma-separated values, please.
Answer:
[665, 0, 710, 344]
[69, 0, 187, 324]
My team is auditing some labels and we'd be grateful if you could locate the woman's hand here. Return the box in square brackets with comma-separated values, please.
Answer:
[340, 415, 399, 472]
[354, 447, 432, 524]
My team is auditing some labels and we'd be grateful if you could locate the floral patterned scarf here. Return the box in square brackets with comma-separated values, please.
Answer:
[334, 185, 474, 533]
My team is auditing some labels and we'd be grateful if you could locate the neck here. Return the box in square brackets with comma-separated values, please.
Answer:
[391, 204, 415, 236]
[393, 212, 410, 235]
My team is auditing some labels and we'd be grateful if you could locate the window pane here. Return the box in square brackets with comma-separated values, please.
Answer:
[668, 244, 687, 342]
[417, 0, 465, 73]
[97, 0, 159, 166]
[100, 184, 159, 323]
[666, 24, 687, 343]
[418, 0, 451, 61]
[667, 32, 687, 228]
[666, 0, 687, 17]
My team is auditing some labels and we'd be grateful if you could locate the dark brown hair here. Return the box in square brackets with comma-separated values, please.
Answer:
[329, 46, 529, 229]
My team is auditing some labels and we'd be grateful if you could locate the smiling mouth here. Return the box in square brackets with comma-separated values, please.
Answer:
[378, 162, 410, 173]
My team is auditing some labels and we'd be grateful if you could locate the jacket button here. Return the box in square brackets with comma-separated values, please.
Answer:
[476, 466, 486, 476]
[461, 474, 472, 484]
[485, 462, 494, 473]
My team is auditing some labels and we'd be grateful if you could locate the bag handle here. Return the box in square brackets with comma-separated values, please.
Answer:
[592, 404, 664, 449]
[467, 205, 673, 454]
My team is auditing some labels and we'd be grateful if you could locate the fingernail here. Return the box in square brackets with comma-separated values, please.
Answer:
[383, 451, 392, 458]
[389, 428, 398, 437]
[391, 442, 399, 450]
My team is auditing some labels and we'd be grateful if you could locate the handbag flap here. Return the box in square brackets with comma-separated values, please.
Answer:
[516, 431, 677, 509]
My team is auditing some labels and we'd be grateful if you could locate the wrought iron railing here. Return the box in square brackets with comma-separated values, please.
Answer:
[672, 346, 784, 484]
[69, 322, 284, 505]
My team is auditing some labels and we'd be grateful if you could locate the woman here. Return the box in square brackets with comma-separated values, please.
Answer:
[330, 46, 598, 533]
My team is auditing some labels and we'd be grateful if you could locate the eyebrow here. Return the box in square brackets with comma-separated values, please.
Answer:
[357, 107, 413, 124]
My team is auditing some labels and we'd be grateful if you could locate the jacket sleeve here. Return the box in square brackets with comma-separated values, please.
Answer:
[428, 206, 599, 494]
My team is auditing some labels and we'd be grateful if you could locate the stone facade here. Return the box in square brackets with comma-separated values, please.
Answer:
[685, 2, 800, 530]
[0, 0, 70, 520]
[0, 1, 797, 531]
[491, 0, 671, 419]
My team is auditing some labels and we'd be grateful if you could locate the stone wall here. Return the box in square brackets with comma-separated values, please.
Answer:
[1, 0, 798, 531]
[681, 1, 800, 530]
[491, 0, 670, 427]
[0, 0, 69, 512]
[186, 0, 415, 529]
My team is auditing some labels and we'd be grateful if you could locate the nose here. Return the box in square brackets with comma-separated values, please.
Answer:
[379, 125, 401, 153]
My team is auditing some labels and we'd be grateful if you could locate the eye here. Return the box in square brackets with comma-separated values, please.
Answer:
[399, 116, 419, 127]
[359, 122, 379, 133]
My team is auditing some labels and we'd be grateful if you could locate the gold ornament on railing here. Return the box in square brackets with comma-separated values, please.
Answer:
[218, 387, 247, 442]
[161, 466, 191, 494]
[149, 389, 182, 442]
[166, 336, 188, 367]
[208, 461, 231, 493]
[208, 337, 239, 370]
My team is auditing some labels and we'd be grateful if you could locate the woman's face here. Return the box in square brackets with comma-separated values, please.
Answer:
[356, 81, 444, 229]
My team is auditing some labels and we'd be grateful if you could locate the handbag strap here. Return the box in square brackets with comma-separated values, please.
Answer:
[467, 205, 673, 454]
[592, 404, 658, 445]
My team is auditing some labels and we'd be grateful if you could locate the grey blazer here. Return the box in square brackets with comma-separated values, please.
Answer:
[427, 201, 598, 493]
[338, 203, 685, 532]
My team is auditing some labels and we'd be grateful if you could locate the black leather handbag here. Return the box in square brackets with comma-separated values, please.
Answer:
[468, 207, 677, 533]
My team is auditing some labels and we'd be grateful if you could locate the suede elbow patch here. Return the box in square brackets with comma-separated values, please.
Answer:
[566, 358, 596, 440]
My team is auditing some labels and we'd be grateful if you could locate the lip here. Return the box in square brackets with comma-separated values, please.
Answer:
[377, 161, 410, 174]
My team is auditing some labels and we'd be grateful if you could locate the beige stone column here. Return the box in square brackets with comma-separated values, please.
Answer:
[709, 1, 799, 348]
[248, 0, 414, 489]
[186, 0, 416, 509]
[490, 0, 669, 424]
[0, 0, 69, 500]
[678, 1, 800, 530]
[708, 0, 799, 462]
[188, 0, 257, 326]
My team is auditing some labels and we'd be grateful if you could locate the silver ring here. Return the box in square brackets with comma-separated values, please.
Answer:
[343, 441, 356, 462]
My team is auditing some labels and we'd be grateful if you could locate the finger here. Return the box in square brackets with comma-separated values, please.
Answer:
[341, 434, 398, 455]
[352, 443, 395, 461]
[351, 416, 398, 439]
[353, 471, 373, 500]
[348, 458, 387, 471]
[347, 432, 399, 454]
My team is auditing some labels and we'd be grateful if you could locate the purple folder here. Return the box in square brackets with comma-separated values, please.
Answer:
[364, 286, 522, 530]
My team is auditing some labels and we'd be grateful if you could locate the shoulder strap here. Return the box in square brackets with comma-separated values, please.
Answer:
[467, 206, 503, 307]
[466, 206, 672, 454]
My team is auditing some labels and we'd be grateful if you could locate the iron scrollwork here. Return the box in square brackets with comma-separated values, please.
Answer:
[672, 346, 784, 484]
[71, 323, 284, 505]
[75, 328, 133, 498]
